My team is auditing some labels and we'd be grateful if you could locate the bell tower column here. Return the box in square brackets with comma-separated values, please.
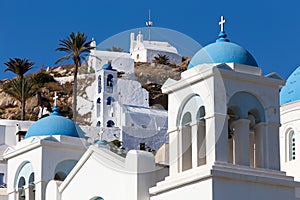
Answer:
[232, 119, 251, 166]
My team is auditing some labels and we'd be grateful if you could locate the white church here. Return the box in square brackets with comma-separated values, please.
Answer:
[2, 16, 300, 200]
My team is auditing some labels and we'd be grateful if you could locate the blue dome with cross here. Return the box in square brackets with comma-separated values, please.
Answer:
[280, 66, 300, 105]
[25, 106, 84, 139]
[188, 17, 258, 69]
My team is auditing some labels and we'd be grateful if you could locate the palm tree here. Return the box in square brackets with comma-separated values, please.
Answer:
[55, 32, 94, 121]
[153, 54, 169, 65]
[2, 78, 36, 120]
[4, 58, 34, 120]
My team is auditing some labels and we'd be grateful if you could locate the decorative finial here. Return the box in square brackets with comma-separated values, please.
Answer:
[219, 16, 226, 32]
[216, 16, 230, 42]
[51, 106, 61, 116]
[53, 91, 58, 106]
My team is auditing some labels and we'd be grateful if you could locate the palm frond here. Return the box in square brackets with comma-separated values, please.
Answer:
[4, 58, 34, 78]
[55, 55, 72, 65]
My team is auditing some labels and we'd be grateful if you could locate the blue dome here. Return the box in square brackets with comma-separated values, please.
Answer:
[188, 31, 258, 69]
[102, 63, 114, 70]
[280, 66, 300, 105]
[25, 106, 84, 139]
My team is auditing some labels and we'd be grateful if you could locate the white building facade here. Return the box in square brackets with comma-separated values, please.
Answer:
[94, 63, 168, 151]
[130, 32, 182, 65]
[2, 18, 300, 200]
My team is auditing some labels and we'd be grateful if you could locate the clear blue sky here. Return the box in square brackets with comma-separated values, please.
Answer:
[1, 0, 300, 80]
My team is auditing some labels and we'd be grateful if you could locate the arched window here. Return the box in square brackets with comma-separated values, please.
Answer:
[107, 120, 115, 127]
[18, 177, 26, 199]
[228, 92, 266, 168]
[96, 121, 101, 127]
[54, 160, 78, 181]
[176, 94, 205, 173]
[227, 108, 235, 164]
[288, 130, 296, 161]
[98, 75, 102, 93]
[181, 112, 192, 171]
[18, 177, 25, 189]
[197, 106, 206, 166]
[54, 172, 67, 181]
[14, 162, 34, 200]
[107, 74, 113, 87]
[106, 97, 114, 105]
[0, 173, 3, 186]
[28, 173, 35, 200]
[28, 173, 34, 185]
[97, 98, 101, 117]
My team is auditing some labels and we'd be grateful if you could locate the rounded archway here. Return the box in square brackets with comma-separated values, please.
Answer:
[14, 161, 35, 200]
[176, 94, 207, 171]
[54, 160, 78, 181]
[227, 91, 266, 168]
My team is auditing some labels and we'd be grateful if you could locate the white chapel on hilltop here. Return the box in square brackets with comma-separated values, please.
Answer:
[2, 16, 300, 200]
[87, 30, 182, 75]
[129, 32, 182, 64]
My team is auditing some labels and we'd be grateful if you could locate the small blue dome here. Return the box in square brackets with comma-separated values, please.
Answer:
[96, 140, 107, 146]
[280, 66, 300, 105]
[25, 106, 84, 139]
[102, 63, 114, 70]
[188, 31, 258, 69]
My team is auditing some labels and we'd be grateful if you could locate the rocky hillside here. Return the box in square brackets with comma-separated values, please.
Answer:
[0, 65, 75, 121]
[0, 57, 190, 122]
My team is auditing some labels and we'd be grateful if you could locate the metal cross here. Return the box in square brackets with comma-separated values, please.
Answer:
[53, 91, 58, 106]
[219, 16, 226, 32]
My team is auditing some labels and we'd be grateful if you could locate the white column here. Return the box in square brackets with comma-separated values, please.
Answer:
[169, 127, 180, 176]
[254, 123, 267, 168]
[250, 131, 255, 167]
[204, 116, 216, 166]
[24, 185, 30, 200]
[204, 114, 228, 165]
[17, 188, 23, 200]
[268, 123, 280, 170]
[197, 121, 206, 166]
[232, 119, 250, 166]
[215, 114, 229, 163]
[192, 122, 198, 168]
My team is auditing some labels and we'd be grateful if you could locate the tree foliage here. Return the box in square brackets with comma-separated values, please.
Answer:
[153, 54, 169, 65]
[4, 58, 34, 79]
[2, 78, 37, 119]
[55, 32, 94, 121]
[33, 71, 56, 87]
[4, 58, 34, 120]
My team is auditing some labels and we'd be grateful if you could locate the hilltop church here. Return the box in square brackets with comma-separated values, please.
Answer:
[2, 17, 300, 200]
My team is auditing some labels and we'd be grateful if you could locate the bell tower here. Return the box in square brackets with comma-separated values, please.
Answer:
[94, 63, 117, 129]
[150, 17, 297, 200]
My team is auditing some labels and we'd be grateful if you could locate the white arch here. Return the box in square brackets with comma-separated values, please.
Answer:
[177, 94, 205, 126]
[14, 161, 34, 189]
[54, 160, 78, 181]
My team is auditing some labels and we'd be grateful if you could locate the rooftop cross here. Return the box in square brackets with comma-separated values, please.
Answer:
[219, 16, 226, 32]
[53, 91, 58, 106]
